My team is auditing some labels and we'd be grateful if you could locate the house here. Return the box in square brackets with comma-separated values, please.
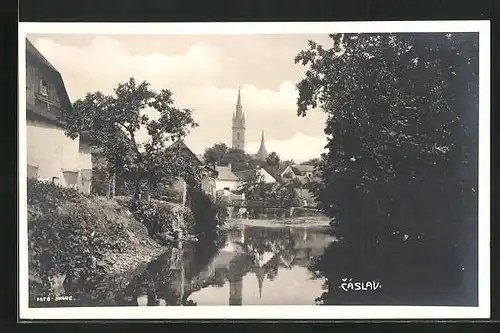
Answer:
[214, 163, 241, 192]
[25, 39, 93, 194]
[166, 139, 218, 199]
[293, 188, 317, 208]
[280, 164, 320, 184]
[233, 167, 276, 184]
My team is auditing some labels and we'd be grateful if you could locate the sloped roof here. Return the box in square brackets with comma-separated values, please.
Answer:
[233, 167, 276, 182]
[216, 166, 239, 181]
[292, 164, 315, 174]
[167, 139, 204, 164]
[233, 169, 254, 180]
[26, 39, 57, 71]
[25, 39, 72, 113]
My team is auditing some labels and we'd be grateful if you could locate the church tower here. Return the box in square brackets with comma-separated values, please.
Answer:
[256, 130, 269, 161]
[232, 87, 246, 151]
[229, 274, 243, 305]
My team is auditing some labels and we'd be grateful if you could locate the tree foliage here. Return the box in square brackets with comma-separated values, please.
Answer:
[203, 143, 260, 172]
[296, 33, 478, 304]
[62, 78, 200, 197]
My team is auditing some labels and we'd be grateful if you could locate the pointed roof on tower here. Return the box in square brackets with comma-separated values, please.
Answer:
[237, 85, 242, 107]
[233, 86, 245, 127]
[256, 131, 269, 161]
[255, 267, 266, 299]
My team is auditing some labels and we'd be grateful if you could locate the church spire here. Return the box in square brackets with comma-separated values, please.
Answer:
[255, 267, 265, 299]
[256, 130, 269, 161]
[232, 86, 246, 151]
[237, 86, 242, 108]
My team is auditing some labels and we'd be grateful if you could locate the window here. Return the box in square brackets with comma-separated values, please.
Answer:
[40, 79, 48, 97]
[236, 132, 240, 140]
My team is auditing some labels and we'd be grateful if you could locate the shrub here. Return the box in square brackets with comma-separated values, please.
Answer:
[27, 180, 130, 299]
[188, 188, 221, 238]
[27, 178, 86, 215]
[129, 199, 193, 242]
[215, 201, 229, 225]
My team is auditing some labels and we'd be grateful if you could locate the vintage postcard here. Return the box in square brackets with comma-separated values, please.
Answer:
[18, 21, 490, 320]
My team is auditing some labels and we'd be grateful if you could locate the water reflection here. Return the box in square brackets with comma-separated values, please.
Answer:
[116, 225, 335, 306]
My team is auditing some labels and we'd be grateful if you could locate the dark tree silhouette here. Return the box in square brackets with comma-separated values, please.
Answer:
[296, 33, 478, 305]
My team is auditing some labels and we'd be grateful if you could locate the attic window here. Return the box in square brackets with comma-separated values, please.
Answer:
[40, 79, 48, 96]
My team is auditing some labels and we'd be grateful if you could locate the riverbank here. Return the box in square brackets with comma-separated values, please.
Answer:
[220, 216, 332, 230]
[27, 180, 177, 305]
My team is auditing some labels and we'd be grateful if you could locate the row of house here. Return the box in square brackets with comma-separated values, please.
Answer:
[212, 161, 319, 208]
[24, 38, 320, 209]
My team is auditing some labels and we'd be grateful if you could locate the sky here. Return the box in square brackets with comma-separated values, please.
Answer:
[27, 34, 332, 162]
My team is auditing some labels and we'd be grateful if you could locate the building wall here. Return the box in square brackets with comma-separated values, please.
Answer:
[215, 179, 241, 192]
[281, 167, 296, 179]
[232, 127, 245, 151]
[26, 119, 93, 194]
[201, 177, 216, 198]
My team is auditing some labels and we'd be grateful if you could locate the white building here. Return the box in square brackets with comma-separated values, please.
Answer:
[25, 39, 93, 194]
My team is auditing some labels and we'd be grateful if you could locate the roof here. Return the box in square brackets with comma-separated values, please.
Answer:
[215, 166, 239, 181]
[167, 139, 204, 164]
[291, 164, 315, 174]
[25, 39, 72, 113]
[233, 169, 254, 180]
[233, 168, 276, 182]
[26, 39, 57, 71]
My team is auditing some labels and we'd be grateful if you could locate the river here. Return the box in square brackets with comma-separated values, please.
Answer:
[113, 224, 336, 306]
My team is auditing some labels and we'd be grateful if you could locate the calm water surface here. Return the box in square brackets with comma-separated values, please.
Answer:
[116, 224, 335, 306]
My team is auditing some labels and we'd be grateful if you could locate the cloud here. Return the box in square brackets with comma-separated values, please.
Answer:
[28, 34, 328, 162]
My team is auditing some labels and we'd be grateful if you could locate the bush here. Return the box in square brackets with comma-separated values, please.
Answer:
[129, 199, 193, 242]
[155, 186, 183, 204]
[27, 178, 86, 215]
[215, 201, 229, 225]
[27, 179, 130, 299]
[188, 188, 221, 238]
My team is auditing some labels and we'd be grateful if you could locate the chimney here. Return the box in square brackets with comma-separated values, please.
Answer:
[228, 163, 232, 171]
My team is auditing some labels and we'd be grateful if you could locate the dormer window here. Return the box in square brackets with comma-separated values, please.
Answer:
[40, 79, 48, 97]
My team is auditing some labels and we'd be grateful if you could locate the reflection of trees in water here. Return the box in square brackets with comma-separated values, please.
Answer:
[118, 231, 225, 306]
[244, 227, 296, 259]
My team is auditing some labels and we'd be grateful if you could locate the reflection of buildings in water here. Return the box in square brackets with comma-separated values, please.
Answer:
[253, 266, 266, 298]
[185, 226, 333, 305]
[229, 274, 243, 305]
[137, 294, 148, 306]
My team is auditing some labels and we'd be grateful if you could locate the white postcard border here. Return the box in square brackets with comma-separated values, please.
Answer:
[18, 20, 491, 320]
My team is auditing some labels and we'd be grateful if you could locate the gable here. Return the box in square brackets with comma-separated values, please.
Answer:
[258, 168, 276, 182]
[166, 139, 203, 166]
[26, 39, 72, 113]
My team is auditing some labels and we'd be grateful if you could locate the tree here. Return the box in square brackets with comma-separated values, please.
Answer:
[301, 158, 320, 166]
[296, 33, 478, 304]
[236, 170, 268, 200]
[203, 143, 259, 172]
[203, 142, 229, 166]
[61, 78, 200, 199]
[264, 152, 281, 178]
[226, 148, 257, 171]
[265, 152, 280, 168]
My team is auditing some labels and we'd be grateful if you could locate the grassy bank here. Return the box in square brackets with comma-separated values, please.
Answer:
[27, 179, 184, 305]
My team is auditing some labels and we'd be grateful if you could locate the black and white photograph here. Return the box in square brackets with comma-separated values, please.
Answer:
[18, 21, 490, 320]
